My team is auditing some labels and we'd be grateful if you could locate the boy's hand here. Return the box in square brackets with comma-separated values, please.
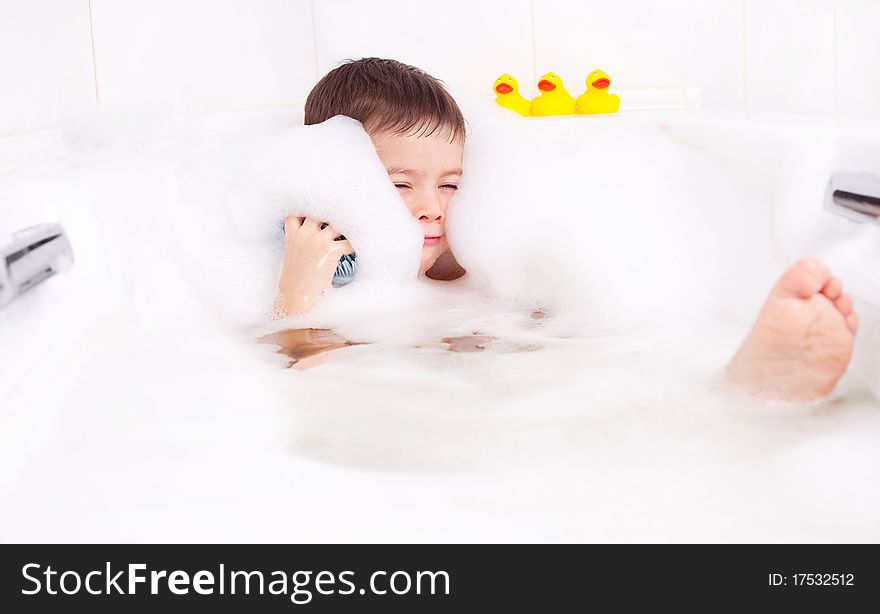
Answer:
[274, 215, 354, 317]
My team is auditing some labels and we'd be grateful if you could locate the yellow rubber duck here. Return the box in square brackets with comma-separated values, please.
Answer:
[530, 72, 576, 116]
[493, 74, 531, 117]
[575, 69, 620, 114]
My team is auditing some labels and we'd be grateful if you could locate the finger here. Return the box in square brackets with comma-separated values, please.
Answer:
[300, 217, 321, 233]
[334, 239, 355, 255]
[283, 215, 304, 235]
[320, 223, 345, 240]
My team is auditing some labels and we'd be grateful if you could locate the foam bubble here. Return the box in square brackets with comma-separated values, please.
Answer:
[449, 103, 771, 334]
[163, 116, 423, 328]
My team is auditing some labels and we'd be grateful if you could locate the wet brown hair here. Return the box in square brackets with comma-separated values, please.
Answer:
[304, 58, 466, 142]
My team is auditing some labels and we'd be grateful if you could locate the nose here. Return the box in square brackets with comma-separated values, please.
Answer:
[412, 193, 445, 224]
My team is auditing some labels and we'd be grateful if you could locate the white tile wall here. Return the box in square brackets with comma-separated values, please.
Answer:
[312, 0, 534, 98]
[0, 0, 95, 137]
[836, 0, 880, 121]
[534, 0, 689, 94]
[532, 0, 746, 110]
[3, 0, 880, 140]
[89, 0, 316, 114]
[687, 0, 747, 110]
[744, 0, 837, 116]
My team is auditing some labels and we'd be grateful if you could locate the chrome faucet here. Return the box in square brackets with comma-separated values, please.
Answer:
[0, 223, 74, 308]
[825, 171, 880, 225]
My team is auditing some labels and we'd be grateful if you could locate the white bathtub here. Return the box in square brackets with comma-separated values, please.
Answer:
[1, 110, 880, 543]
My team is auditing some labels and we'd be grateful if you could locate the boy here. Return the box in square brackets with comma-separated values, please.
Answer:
[273, 58, 858, 402]
[274, 58, 465, 317]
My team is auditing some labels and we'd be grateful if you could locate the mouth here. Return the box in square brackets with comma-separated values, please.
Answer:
[423, 235, 444, 247]
[591, 78, 610, 89]
[538, 79, 556, 92]
[495, 83, 513, 94]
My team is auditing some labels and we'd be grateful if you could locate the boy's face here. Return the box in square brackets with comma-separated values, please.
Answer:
[370, 129, 464, 275]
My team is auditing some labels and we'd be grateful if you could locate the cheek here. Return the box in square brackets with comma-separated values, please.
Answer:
[396, 190, 418, 217]
[441, 193, 455, 217]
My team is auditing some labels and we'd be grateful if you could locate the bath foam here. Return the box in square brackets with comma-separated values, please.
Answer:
[165, 108, 774, 336]
[448, 103, 757, 335]
[164, 116, 423, 329]
[227, 115, 422, 283]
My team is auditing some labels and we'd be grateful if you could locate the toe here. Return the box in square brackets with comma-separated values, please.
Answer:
[821, 277, 843, 300]
[834, 293, 854, 316]
[777, 257, 831, 298]
[846, 312, 859, 334]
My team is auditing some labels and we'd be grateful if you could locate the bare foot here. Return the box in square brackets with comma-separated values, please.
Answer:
[726, 258, 858, 401]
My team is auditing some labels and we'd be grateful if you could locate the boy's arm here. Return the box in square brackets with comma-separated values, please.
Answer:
[274, 216, 354, 318]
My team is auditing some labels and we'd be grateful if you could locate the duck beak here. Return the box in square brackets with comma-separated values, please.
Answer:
[495, 83, 514, 94]
[538, 79, 556, 92]
[591, 78, 610, 89]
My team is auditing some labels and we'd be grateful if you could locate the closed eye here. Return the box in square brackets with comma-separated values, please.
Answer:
[441, 184, 459, 191]
[394, 183, 412, 190]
